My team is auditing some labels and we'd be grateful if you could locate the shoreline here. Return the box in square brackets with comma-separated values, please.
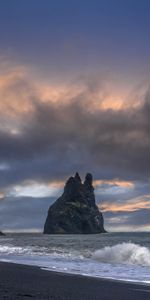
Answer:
[31, 266, 150, 287]
[0, 261, 150, 299]
[1, 259, 150, 286]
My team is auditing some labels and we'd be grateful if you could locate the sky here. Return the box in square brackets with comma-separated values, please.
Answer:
[0, 0, 150, 232]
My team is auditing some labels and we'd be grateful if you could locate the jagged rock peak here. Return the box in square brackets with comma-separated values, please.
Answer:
[64, 174, 81, 194]
[84, 173, 94, 191]
[44, 172, 106, 234]
[84, 173, 93, 184]
[74, 172, 82, 183]
[65, 172, 93, 188]
[65, 176, 75, 186]
[64, 173, 82, 190]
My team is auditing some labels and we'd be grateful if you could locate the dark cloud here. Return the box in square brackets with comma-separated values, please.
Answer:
[0, 196, 55, 231]
[104, 209, 150, 230]
[0, 76, 150, 230]
[95, 180, 150, 204]
[0, 81, 150, 188]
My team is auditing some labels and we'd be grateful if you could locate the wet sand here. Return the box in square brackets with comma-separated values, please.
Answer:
[0, 261, 149, 299]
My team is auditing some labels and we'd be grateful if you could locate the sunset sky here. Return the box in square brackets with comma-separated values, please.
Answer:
[0, 0, 150, 232]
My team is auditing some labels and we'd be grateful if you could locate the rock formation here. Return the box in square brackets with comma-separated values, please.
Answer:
[44, 173, 106, 234]
[0, 231, 5, 236]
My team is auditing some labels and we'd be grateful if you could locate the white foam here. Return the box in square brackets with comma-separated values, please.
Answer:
[0, 245, 25, 254]
[92, 243, 150, 266]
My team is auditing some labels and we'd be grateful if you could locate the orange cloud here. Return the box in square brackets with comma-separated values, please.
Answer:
[94, 179, 134, 188]
[100, 195, 150, 212]
[0, 57, 148, 143]
[47, 180, 64, 189]
[0, 64, 34, 118]
[0, 192, 4, 199]
[0, 58, 138, 120]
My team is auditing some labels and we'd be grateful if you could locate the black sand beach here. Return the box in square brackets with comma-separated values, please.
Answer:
[0, 262, 149, 300]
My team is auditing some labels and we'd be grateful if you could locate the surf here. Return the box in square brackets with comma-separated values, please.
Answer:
[92, 242, 150, 266]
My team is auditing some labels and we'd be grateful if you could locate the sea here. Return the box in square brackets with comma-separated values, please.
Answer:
[0, 232, 150, 284]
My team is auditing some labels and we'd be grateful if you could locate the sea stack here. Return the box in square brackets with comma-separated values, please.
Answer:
[44, 173, 106, 234]
[0, 231, 5, 236]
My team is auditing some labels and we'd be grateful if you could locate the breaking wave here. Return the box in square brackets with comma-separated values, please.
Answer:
[92, 243, 150, 266]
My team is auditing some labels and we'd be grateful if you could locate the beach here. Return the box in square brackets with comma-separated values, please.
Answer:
[0, 262, 149, 300]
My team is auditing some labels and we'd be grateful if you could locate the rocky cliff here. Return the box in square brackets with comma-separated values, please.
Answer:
[44, 173, 106, 234]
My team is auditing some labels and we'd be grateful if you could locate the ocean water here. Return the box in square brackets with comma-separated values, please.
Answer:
[0, 232, 150, 284]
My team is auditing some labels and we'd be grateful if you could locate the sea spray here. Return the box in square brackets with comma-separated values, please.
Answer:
[92, 242, 150, 266]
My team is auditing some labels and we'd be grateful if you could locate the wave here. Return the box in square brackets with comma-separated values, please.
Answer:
[92, 243, 150, 266]
[0, 245, 85, 260]
[0, 245, 32, 254]
[0, 242, 150, 283]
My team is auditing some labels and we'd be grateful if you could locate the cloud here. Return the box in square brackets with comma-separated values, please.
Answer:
[8, 181, 63, 198]
[0, 65, 149, 174]
[0, 60, 150, 230]
[100, 195, 150, 212]
[0, 77, 150, 181]
[0, 196, 54, 231]
[94, 179, 134, 189]
[104, 209, 150, 231]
